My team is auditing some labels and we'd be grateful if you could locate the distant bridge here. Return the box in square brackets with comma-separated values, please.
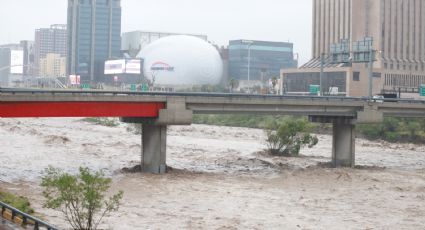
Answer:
[1, 88, 425, 173]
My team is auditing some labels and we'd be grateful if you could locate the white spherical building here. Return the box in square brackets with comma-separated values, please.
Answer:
[137, 35, 223, 86]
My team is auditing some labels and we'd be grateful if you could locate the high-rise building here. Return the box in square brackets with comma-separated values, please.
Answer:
[229, 40, 297, 82]
[34, 24, 67, 76]
[282, 0, 425, 97]
[39, 53, 67, 78]
[67, 0, 122, 83]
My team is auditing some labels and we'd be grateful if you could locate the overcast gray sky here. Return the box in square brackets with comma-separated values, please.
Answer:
[0, 0, 312, 64]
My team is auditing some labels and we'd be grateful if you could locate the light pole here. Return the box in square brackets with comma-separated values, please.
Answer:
[368, 48, 374, 98]
[319, 53, 324, 96]
[241, 40, 254, 91]
[248, 43, 253, 83]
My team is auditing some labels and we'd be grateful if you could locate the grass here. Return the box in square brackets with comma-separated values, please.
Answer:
[0, 190, 34, 214]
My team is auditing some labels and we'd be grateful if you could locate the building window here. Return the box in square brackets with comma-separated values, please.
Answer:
[373, 73, 382, 78]
[353, 72, 360, 81]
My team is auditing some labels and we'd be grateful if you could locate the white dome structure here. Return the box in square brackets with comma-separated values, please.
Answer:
[137, 35, 223, 86]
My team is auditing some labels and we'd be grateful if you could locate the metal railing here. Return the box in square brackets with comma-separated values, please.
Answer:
[0, 201, 58, 230]
[1, 87, 425, 105]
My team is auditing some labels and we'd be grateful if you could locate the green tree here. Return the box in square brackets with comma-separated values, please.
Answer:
[229, 78, 239, 93]
[271, 76, 278, 94]
[265, 119, 318, 156]
[41, 167, 123, 230]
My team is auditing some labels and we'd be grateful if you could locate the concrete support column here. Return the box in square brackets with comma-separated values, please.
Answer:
[332, 122, 355, 167]
[121, 97, 192, 174]
[142, 124, 167, 174]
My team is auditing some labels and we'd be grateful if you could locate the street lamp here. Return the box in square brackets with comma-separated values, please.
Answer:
[368, 48, 374, 98]
[318, 53, 332, 96]
[320, 53, 324, 96]
[241, 40, 254, 91]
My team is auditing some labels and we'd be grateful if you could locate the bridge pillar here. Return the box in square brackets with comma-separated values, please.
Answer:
[121, 97, 193, 174]
[309, 116, 355, 168]
[142, 124, 167, 174]
[120, 118, 168, 174]
[332, 122, 355, 167]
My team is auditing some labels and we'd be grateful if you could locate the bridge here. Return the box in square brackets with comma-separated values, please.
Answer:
[1, 88, 425, 173]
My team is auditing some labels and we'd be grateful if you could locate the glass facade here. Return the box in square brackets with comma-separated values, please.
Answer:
[228, 40, 297, 81]
[68, 0, 121, 82]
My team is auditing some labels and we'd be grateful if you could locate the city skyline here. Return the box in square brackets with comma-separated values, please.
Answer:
[0, 0, 312, 65]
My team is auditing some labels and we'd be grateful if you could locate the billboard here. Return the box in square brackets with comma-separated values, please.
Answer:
[125, 59, 142, 74]
[69, 75, 81, 85]
[10, 50, 24, 74]
[104, 59, 142, 75]
[104, 60, 126, 74]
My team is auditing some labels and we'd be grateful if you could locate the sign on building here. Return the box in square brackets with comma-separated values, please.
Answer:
[420, 85, 425, 96]
[125, 59, 142, 74]
[69, 75, 81, 85]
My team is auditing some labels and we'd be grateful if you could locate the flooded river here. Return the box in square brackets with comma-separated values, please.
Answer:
[0, 118, 424, 229]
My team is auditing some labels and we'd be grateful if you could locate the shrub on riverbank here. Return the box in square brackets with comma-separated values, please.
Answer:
[264, 118, 318, 156]
[194, 115, 425, 143]
[357, 117, 425, 143]
[81, 117, 119, 127]
[0, 189, 34, 214]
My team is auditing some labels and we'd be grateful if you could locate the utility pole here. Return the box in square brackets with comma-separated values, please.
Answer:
[368, 48, 373, 98]
[320, 53, 324, 96]
[241, 40, 254, 93]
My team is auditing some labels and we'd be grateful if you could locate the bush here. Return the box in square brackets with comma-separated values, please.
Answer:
[194, 115, 425, 144]
[82, 117, 119, 127]
[41, 167, 123, 230]
[358, 117, 425, 143]
[384, 131, 401, 142]
[193, 114, 317, 130]
[0, 190, 34, 214]
[265, 119, 318, 156]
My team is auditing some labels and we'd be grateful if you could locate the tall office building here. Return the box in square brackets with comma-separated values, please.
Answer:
[67, 0, 122, 83]
[34, 24, 67, 76]
[282, 0, 425, 97]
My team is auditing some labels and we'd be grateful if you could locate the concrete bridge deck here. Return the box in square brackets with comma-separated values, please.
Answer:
[1, 88, 425, 118]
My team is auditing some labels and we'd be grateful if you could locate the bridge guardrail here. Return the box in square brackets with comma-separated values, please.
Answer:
[0, 201, 58, 230]
[1, 88, 425, 104]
